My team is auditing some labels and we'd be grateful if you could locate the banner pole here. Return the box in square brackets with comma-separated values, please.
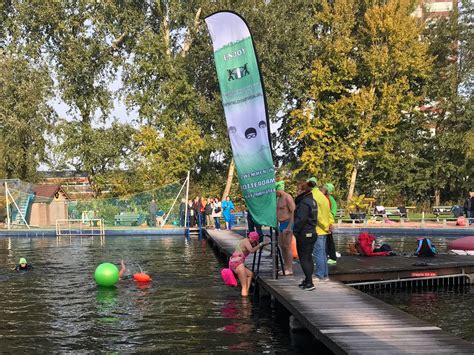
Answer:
[184, 171, 190, 236]
[5, 182, 10, 230]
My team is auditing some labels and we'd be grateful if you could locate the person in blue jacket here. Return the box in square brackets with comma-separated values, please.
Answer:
[221, 196, 235, 230]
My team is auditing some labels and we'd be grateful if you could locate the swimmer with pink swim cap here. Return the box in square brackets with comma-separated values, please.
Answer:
[228, 231, 269, 297]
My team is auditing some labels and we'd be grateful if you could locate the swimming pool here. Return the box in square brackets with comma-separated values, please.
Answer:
[0, 236, 312, 353]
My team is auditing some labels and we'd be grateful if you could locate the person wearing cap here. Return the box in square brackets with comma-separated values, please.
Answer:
[307, 177, 334, 282]
[228, 232, 269, 297]
[15, 258, 33, 271]
[276, 181, 296, 275]
[323, 183, 337, 219]
[321, 183, 338, 265]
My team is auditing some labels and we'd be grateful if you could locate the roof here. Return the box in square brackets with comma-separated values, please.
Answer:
[33, 184, 71, 201]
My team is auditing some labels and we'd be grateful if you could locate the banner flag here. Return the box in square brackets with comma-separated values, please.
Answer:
[205, 11, 277, 227]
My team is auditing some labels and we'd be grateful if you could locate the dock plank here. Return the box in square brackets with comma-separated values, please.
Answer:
[206, 229, 474, 354]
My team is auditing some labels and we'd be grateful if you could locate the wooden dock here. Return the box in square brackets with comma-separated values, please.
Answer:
[329, 253, 474, 283]
[206, 229, 474, 354]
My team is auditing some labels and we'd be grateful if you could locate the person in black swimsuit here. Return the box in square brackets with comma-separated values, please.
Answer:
[15, 258, 33, 271]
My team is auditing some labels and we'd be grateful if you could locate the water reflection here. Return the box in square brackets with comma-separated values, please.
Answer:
[370, 288, 474, 341]
[96, 286, 119, 324]
[0, 236, 303, 353]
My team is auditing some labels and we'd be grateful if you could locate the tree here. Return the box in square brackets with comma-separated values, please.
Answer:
[289, 0, 431, 203]
[383, 2, 474, 205]
[1, 1, 139, 195]
[0, 51, 55, 180]
[121, 1, 316, 194]
[54, 121, 135, 196]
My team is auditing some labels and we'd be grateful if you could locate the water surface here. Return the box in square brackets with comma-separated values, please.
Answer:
[0, 236, 310, 353]
[333, 234, 474, 342]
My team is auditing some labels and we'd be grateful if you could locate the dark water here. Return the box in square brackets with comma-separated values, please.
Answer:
[0, 236, 313, 353]
[334, 234, 474, 342]
[370, 288, 474, 341]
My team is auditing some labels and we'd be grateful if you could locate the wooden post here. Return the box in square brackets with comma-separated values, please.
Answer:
[184, 171, 190, 237]
[5, 182, 10, 230]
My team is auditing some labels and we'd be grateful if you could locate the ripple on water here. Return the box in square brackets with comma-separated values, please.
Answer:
[0, 236, 303, 353]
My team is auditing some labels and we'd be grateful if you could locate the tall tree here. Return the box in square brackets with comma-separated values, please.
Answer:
[0, 51, 55, 180]
[289, 0, 431, 203]
[385, 3, 473, 205]
[1, 1, 140, 195]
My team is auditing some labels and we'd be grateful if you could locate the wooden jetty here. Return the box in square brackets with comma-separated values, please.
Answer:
[206, 229, 474, 354]
[330, 254, 474, 283]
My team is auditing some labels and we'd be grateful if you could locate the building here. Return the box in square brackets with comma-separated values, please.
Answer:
[29, 184, 71, 227]
[39, 170, 95, 200]
[413, 0, 455, 20]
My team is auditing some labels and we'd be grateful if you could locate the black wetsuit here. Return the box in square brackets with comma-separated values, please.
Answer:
[293, 191, 318, 286]
[15, 264, 33, 271]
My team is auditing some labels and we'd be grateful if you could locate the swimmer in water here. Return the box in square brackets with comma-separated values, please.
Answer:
[119, 260, 127, 279]
[119, 260, 152, 282]
[15, 258, 33, 271]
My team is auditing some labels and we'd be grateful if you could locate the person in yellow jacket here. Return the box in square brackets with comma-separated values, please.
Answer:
[307, 177, 334, 281]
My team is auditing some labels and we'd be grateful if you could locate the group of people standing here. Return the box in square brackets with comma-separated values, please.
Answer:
[180, 196, 235, 230]
[276, 177, 337, 291]
[230, 177, 338, 296]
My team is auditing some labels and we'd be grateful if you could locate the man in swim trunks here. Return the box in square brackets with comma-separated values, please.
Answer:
[15, 257, 33, 271]
[276, 181, 296, 275]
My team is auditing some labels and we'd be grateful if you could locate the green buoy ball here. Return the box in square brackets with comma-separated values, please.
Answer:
[94, 263, 119, 287]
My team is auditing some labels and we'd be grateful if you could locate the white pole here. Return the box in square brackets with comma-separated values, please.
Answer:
[162, 178, 188, 227]
[184, 171, 190, 232]
[5, 182, 10, 230]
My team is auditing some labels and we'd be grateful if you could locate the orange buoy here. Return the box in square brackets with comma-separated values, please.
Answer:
[133, 272, 152, 282]
[291, 235, 298, 260]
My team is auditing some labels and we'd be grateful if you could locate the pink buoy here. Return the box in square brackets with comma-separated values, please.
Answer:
[448, 236, 474, 251]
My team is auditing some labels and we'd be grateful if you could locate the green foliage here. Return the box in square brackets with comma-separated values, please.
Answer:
[0, 51, 55, 180]
[289, 0, 431, 202]
[1, 0, 471, 207]
[347, 194, 369, 213]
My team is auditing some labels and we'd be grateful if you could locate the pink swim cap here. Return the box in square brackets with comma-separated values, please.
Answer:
[248, 231, 260, 242]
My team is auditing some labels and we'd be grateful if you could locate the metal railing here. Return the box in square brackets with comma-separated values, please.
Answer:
[55, 218, 105, 237]
[347, 274, 472, 291]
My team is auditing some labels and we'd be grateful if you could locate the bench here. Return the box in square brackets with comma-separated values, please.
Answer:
[114, 212, 144, 226]
[373, 207, 402, 217]
[372, 206, 414, 219]
[432, 206, 453, 217]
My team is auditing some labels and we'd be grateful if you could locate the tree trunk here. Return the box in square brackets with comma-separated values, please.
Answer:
[346, 165, 358, 205]
[434, 189, 440, 206]
[162, 8, 171, 57]
[222, 159, 235, 201]
[181, 8, 202, 58]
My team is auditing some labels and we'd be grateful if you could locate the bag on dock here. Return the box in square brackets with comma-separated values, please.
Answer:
[456, 216, 466, 226]
[221, 268, 238, 287]
[415, 238, 437, 257]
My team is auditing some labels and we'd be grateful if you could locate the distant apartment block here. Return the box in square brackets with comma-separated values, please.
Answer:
[413, 0, 455, 20]
[40, 171, 94, 200]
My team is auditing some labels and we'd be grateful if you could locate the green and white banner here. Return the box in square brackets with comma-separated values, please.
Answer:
[205, 11, 277, 227]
